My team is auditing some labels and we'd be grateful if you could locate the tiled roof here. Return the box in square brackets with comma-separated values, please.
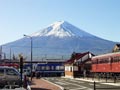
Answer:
[116, 44, 120, 47]
[65, 52, 92, 64]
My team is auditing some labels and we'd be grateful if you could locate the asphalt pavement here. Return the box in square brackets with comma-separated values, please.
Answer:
[44, 77, 120, 90]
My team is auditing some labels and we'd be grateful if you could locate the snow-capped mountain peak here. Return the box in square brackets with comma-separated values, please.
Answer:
[31, 21, 93, 38]
[3, 21, 116, 60]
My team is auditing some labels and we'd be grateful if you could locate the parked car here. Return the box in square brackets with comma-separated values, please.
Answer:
[0, 66, 22, 88]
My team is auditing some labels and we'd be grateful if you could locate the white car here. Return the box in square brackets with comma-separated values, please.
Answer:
[0, 66, 22, 88]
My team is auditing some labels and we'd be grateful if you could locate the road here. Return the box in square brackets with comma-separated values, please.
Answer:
[44, 77, 120, 90]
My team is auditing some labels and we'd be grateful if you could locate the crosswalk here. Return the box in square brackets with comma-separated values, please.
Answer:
[45, 77, 93, 90]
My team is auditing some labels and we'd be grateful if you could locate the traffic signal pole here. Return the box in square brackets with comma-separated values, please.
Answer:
[20, 56, 23, 87]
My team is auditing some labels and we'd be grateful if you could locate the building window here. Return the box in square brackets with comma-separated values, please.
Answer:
[46, 66, 50, 70]
[41, 66, 45, 70]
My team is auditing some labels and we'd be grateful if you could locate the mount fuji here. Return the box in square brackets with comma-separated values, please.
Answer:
[2, 21, 116, 60]
[31, 21, 93, 38]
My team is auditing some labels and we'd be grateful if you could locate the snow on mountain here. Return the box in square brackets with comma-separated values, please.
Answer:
[2, 21, 116, 60]
[31, 21, 93, 38]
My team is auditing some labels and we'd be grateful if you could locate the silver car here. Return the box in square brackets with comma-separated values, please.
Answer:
[0, 66, 21, 88]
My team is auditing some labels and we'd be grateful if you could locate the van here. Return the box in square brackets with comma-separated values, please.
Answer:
[0, 66, 21, 88]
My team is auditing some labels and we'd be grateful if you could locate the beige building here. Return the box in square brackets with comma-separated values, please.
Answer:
[64, 52, 94, 78]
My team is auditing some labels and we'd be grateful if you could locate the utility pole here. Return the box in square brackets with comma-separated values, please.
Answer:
[19, 55, 23, 87]
[24, 34, 33, 81]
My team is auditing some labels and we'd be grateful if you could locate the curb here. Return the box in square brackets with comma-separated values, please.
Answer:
[62, 77, 120, 86]
[75, 78, 120, 86]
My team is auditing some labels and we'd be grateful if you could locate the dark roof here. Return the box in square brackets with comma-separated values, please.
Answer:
[65, 52, 94, 64]
[116, 44, 120, 47]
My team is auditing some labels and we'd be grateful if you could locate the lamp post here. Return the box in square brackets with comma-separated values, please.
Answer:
[24, 34, 33, 81]
[10, 47, 11, 63]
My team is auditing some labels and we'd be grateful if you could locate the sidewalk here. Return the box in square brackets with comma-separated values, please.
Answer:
[62, 76, 120, 86]
[75, 77, 120, 86]
[30, 78, 62, 90]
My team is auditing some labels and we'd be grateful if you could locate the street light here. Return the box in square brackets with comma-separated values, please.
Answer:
[10, 47, 11, 63]
[23, 34, 33, 81]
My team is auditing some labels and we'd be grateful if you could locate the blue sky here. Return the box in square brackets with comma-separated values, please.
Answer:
[0, 0, 120, 45]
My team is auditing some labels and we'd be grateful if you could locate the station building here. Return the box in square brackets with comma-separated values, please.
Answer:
[64, 52, 94, 78]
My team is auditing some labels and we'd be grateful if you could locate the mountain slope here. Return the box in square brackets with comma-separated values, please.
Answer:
[31, 21, 93, 38]
[2, 21, 116, 60]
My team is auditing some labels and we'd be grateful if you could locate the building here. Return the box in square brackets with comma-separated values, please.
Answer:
[64, 52, 94, 78]
[112, 44, 120, 52]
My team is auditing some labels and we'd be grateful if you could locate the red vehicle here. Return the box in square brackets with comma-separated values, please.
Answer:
[91, 52, 120, 77]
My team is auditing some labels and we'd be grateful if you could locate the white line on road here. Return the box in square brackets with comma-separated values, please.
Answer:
[89, 83, 100, 86]
[69, 79, 84, 83]
[69, 87, 86, 90]
[58, 79, 92, 90]
[55, 82, 68, 85]
[46, 78, 93, 90]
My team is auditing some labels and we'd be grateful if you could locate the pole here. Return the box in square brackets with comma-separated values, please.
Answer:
[30, 37, 33, 81]
[20, 56, 23, 87]
[10, 48, 11, 64]
[94, 81, 96, 90]
[23, 34, 33, 81]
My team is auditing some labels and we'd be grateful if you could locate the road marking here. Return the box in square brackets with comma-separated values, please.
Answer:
[55, 82, 68, 85]
[85, 88, 93, 90]
[69, 87, 86, 90]
[69, 87, 93, 90]
[89, 83, 100, 86]
[69, 79, 84, 83]
[46, 78, 93, 90]
[59, 80, 92, 90]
